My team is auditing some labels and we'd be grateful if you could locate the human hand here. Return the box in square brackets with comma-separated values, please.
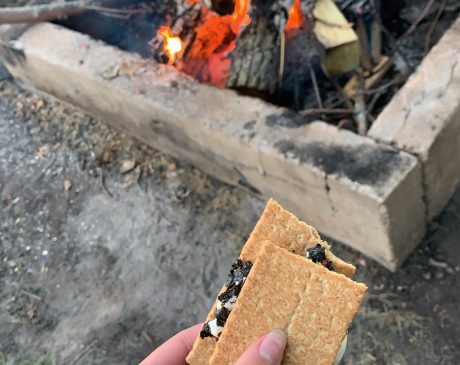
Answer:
[139, 325, 287, 365]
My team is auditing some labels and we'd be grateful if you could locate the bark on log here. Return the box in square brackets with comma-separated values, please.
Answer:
[225, 0, 294, 95]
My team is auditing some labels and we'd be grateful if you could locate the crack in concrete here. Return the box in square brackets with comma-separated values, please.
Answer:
[324, 174, 336, 214]
[445, 60, 458, 91]
[371, 137, 429, 224]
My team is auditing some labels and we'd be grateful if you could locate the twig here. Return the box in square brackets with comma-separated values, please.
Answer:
[84, 5, 145, 15]
[424, 0, 447, 54]
[330, 77, 354, 110]
[400, 0, 436, 40]
[0, 1, 145, 24]
[142, 330, 153, 345]
[300, 108, 352, 116]
[309, 63, 323, 109]
[354, 76, 405, 97]
[19, 289, 42, 301]
[366, 89, 384, 116]
[325, 97, 348, 109]
[337, 119, 353, 129]
[278, 18, 286, 95]
[379, 23, 414, 73]
[356, 15, 373, 71]
[100, 170, 115, 200]
[366, 77, 404, 94]
[69, 340, 97, 365]
[354, 68, 368, 135]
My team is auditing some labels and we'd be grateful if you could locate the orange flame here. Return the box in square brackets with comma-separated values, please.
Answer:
[157, 0, 252, 82]
[286, 0, 305, 31]
[157, 26, 183, 64]
[232, 0, 251, 27]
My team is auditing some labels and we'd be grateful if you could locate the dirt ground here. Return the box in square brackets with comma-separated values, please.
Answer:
[0, 76, 459, 365]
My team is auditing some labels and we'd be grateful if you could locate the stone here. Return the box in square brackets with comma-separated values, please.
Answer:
[369, 17, 460, 220]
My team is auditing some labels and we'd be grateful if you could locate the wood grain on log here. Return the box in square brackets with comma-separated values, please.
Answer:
[226, 0, 294, 94]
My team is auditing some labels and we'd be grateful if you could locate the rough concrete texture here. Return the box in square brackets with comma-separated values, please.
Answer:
[369, 17, 460, 220]
[0, 80, 262, 364]
[1, 23, 426, 270]
[1, 80, 459, 365]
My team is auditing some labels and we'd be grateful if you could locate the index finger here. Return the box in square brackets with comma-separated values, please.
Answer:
[139, 323, 202, 365]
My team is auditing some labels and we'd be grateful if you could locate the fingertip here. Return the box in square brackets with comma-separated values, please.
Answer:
[258, 329, 287, 365]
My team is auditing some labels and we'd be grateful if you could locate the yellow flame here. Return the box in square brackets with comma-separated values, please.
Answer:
[158, 26, 183, 64]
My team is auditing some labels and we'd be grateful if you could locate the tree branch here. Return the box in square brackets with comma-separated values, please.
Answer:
[0, 1, 144, 24]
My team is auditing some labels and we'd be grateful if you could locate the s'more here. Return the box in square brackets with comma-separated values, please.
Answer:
[186, 199, 367, 365]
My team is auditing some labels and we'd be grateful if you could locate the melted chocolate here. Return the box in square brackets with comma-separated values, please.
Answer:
[215, 307, 230, 327]
[201, 259, 253, 340]
[200, 323, 213, 339]
[306, 244, 327, 263]
[218, 283, 241, 304]
[226, 259, 253, 288]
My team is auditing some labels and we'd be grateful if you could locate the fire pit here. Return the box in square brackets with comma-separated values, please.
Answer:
[0, 0, 459, 270]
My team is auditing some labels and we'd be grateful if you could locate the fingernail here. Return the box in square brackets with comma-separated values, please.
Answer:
[258, 329, 287, 364]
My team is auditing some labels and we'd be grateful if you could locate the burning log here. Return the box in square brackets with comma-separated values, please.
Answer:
[225, 0, 293, 95]
[154, 0, 294, 94]
[154, 0, 366, 99]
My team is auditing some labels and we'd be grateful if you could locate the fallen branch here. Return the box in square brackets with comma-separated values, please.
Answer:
[0, 1, 145, 24]
[424, 0, 447, 54]
[400, 0, 436, 40]
[354, 68, 368, 135]
[300, 108, 352, 116]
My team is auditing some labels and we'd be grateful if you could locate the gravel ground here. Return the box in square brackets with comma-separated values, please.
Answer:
[0, 78, 459, 365]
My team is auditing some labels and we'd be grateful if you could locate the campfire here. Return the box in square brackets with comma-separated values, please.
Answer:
[148, 0, 395, 134]
[3, 0, 456, 136]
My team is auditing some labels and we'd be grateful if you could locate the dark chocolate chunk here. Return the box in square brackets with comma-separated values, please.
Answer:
[225, 259, 253, 288]
[306, 244, 327, 263]
[200, 260, 253, 341]
[200, 323, 213, 339]
[218, 283, 242, 304]
[215, 307, 230, 327]
[326, 261, 334, 271]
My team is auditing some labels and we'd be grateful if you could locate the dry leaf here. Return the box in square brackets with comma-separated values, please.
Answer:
[100, 65, 120, 80]
[167, 162, 177, 172]
[37, 145, 49, 158]
[102, 149, 116, 163]
[26, 303, 37, 319]
[64, 180, 72, 191]
[120, 159, 136, 174]
[118, 62, 143, 76]
[122, 175, 137, 190]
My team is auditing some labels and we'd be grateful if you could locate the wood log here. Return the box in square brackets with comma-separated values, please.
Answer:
[225, 0, 294, 95]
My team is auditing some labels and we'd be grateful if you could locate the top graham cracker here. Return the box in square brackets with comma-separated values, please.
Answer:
[209, 242, 367, 365]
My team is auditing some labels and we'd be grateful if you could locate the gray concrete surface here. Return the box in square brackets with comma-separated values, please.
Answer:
[370, 17, 460, 220]
[0, 80, 459, 365]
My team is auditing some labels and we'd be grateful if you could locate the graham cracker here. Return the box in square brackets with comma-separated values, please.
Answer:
[240, 198, 356, 277]
[210, 242, 367, 365]
[186, 199, 358, 365]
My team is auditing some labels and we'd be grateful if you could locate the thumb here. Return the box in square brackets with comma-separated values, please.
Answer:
[235, 329, 287, 365]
